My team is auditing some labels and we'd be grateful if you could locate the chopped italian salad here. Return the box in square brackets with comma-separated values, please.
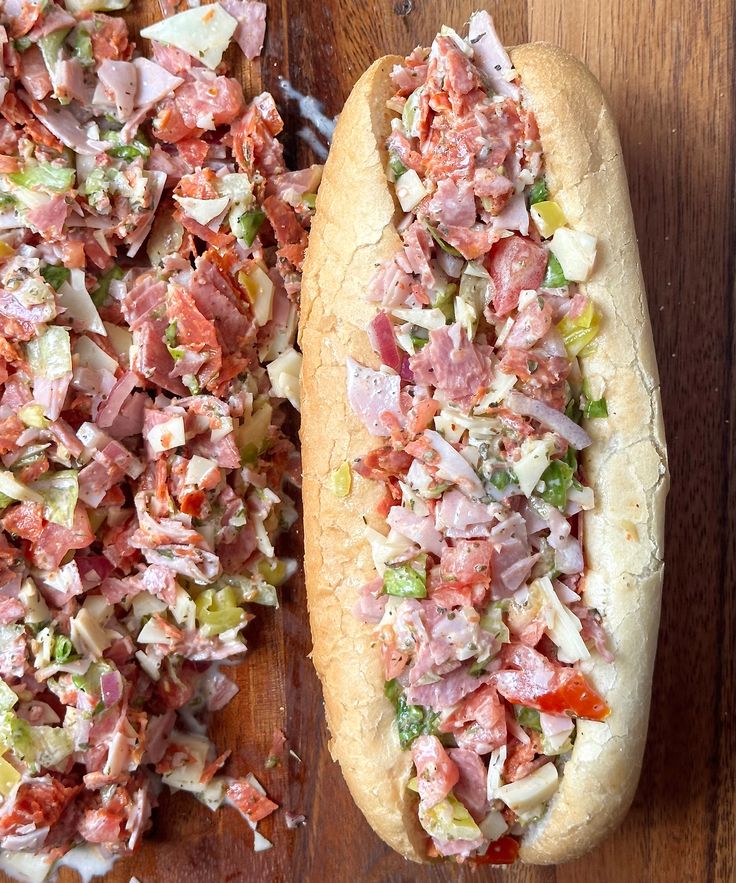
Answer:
[0, 0, 317, 876]
[347, 12, 611, 864]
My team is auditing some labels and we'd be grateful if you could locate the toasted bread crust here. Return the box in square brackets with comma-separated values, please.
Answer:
[300, 43, 668, 865]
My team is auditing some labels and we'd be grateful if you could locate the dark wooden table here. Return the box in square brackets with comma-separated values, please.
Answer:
[50, 1, 736, 881]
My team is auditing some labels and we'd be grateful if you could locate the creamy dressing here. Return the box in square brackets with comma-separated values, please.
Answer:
[277, 78, 337, 158]
[56, 844, 118, 883]
[0, 850, 54, 883]
[0, 841, 117, 882]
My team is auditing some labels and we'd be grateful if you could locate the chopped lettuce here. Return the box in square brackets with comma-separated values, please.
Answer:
[479, 601, 510, 644]
[40, 264, 71, 291]
[401, 87, 424, 138]
[29, 725, 74, 770]
[533, 576, 590, 664]
[513, 436, 555, 498]
[38, 29, 72, 94]
[34, 470, 79, 529]
[0, 471, 43, 504]
[9, 163, 75, 193]
[514, 705, 542, 731]
[69, 26, 94, 65]
[18, 404, 50, 429]
[0, 679, 18, 714]
[26, 326, 72, 380]
[91, 265, 123, 307]
[0, 696, 72, 773]
[426, 223, 462, 257]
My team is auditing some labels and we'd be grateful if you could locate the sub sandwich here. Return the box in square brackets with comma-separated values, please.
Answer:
[300, 12, 668, 865]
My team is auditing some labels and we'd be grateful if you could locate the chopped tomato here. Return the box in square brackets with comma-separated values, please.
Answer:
[177, 138, 210, 169]
[180, 489, 207, 518]
[226, 779, 278, 823]
[487, 235, 547, 316]
[540, 671, 609, 719]
[473, 835, 520, 865]
[440, 539, 492, 586]
[495, 644, 609, 721]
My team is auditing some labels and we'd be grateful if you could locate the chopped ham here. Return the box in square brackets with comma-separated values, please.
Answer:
[98, 60, 137, 121]
[448, 748, 489, 818]
[468, 11, 519, 99]
[426, 178, 476, 228]
[387, 506, 444, 557]
[346, 357, 403, 437]
[19, 46, 51, 101]
[133, 57, 183, 107]
[410, 324, 493, 402]
[219, 0, 267, 60]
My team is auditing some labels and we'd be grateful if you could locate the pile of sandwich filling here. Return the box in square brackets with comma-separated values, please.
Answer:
[348, 13, 612, 863]
[0, 0, 318, 873]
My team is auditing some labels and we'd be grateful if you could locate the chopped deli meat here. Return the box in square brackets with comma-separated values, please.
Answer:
[347, 14, 607, 863]
[0, 0, 314, 871]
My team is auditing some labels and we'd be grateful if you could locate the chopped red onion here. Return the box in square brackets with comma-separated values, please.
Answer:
[506, 391, 592, 449]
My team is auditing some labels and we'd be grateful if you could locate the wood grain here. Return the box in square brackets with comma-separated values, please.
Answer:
[27, 1, 736, 881]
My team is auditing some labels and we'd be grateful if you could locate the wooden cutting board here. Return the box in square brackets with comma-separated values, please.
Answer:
[38, 0, 736, 881]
